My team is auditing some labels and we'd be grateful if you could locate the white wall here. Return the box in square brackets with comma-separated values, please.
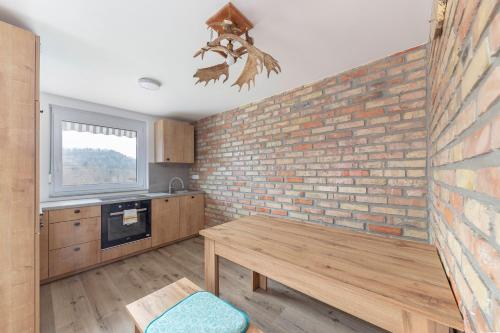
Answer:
[40, 93, 159, 202]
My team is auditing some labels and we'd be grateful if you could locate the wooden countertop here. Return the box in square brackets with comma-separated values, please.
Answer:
[200, 215, 464, 330]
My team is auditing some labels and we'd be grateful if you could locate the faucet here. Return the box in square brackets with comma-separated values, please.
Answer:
[168, 177, 185, 194]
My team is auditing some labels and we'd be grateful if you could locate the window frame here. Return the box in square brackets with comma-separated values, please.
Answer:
[50, 104, 148, 197]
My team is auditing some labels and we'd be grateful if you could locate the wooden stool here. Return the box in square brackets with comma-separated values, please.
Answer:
[126, 277, 263, 333]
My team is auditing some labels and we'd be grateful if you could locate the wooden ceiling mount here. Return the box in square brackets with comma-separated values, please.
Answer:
[193, 2, 281, 91]
[206, 3, 253, 36]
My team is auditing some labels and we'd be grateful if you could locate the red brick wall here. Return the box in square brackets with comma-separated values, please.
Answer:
[427, 0, 499, 331]
[190, 45, 429, 241]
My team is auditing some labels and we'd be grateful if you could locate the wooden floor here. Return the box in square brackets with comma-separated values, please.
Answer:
[41, 237, 387, 333]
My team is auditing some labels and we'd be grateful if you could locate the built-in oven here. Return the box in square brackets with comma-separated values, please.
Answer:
[101, 199, 151, 249]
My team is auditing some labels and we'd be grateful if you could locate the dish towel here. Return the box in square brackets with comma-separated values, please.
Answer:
[123, 209, 138, 225]
[145, 291, 249, 333]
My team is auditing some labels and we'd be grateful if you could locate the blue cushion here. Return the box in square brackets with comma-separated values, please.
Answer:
[145, 291, 249, 333]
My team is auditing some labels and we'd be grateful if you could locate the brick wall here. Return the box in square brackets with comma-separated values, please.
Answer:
[190, 45, 429, 241]
[427, 0, 499, 332]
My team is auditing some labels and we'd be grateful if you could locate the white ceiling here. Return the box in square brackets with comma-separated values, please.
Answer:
[0, 0, 432, 121]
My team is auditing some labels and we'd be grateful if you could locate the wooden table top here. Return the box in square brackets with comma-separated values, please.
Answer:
[126, 277, 262, 333]
[200, 215, 464, 330]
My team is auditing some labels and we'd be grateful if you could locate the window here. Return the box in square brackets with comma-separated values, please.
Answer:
[51, 105, 147, 196]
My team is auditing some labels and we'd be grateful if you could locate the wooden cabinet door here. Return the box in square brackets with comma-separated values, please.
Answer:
[183, 123, 195, 163]
[0, 21, 38, 333]
[179, 194, 205, 238]
[40, 215, 49, 280]
[152, 197, 180, 246]
[155, 119, 194, 163]
[163, 120, 183, 163]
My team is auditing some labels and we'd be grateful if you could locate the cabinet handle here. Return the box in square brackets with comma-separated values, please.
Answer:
[166, 158, 170, 161]
[74, 209, 80, 214]
[165, 199, 169, 202]
[74, 221, 81, 226]
[191, 196, 195, 199]
[73, 247, 80, 252]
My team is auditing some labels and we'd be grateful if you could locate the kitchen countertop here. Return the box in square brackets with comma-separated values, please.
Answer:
[40, 190, 204, 211]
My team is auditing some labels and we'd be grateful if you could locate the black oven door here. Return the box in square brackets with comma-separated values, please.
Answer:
[101, 200, 151, 249]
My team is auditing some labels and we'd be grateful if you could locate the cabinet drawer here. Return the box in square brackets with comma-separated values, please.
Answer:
[101, 238, 152, 262]
[49, 240, 100, 277]
[48, 205, 101, 223]
[49, 217, 100, 250]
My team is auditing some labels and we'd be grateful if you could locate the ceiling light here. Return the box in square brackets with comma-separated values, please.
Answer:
[138, 77, 162, 90]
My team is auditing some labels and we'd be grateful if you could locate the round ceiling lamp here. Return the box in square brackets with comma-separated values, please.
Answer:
[138, 77, 162, 90]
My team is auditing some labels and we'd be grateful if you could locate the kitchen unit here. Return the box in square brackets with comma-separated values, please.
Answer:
[0, 21, 40, 332]
[40, 192, 204, 283]
[154, 119, 194, 163]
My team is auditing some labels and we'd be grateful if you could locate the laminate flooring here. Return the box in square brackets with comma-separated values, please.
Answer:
[41, 237, 386, 333]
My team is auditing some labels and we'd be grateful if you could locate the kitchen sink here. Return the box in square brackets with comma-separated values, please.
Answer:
[142, 192, 171, 198]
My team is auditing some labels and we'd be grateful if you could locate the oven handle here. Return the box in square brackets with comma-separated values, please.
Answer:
[109, 208, 147, 216]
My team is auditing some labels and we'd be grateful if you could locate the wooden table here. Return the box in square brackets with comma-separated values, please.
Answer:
[200, 216, 464, 333]
[126, 277, 262, 333]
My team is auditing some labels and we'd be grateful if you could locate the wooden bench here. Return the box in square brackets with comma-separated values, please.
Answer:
[126, 277, 263, 333]
[200, 216, 464, 333]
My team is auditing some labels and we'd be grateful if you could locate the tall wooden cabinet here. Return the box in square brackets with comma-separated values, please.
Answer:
[154, 119, 194, 163]
[0, 21, 40, 333]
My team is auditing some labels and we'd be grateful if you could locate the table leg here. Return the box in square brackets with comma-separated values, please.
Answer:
[204, 239, 219, 296]
[252, 271, 268, 291]
[402, 310, 449, 333]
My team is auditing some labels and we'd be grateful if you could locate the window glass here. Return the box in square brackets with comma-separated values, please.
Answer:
[61, 121, 138, 186]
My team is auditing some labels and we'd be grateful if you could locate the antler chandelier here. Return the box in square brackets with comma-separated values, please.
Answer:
[193, 3, 281, 91]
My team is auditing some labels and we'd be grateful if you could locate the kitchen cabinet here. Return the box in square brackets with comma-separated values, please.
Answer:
[47, 205, 101, 278]
[152, 197, 180, 246]
[0, 21, 39, 332]
[41, 193, 204, 282]
[49, 240, 100, 276]
[179, 194, 205, 238]
[49, 217, 100, 250]
[48, 205, 101, 223]
[40, 215, 49, 280]
[155, 119, 194, 163]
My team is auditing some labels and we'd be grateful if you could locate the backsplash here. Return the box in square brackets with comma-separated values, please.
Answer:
[149, 163, 190, 193]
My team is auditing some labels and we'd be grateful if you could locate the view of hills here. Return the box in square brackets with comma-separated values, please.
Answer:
[62, 148, 136, 185]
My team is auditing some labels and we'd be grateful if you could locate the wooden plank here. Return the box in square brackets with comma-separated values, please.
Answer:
[183, 122, 195, 163]
[47, 205, 100, 223]
[252, 272, 268, 291]
[215, 241, 404, 332]
[126, 278, 263, 333]
[402, 310, 449, 333]
[40, 214, 49, 280]
[200, 216, 464, 331]
[154, 119, 164, 162]
[152, 197, 180, 247]
[49, 217, 100, 250]
[204, 239, 219, 296]
[0, 20, 37, 333]
[101, 237, 152, 262]
[34, 35, 41, 333]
